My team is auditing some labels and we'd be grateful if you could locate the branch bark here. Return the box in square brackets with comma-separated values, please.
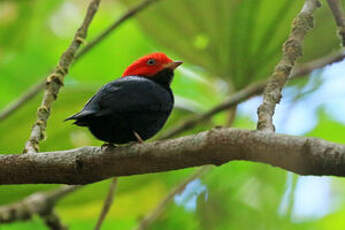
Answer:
[257, 0, 321, 132]
[327, 0, 345, 46]
[23, 0, 101, 153]
[2, 127, 345, 185]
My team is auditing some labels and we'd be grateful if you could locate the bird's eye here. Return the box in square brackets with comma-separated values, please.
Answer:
[146, 58, 156, 65]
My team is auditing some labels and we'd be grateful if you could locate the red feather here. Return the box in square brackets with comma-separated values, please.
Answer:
[122, 52, 173, 77]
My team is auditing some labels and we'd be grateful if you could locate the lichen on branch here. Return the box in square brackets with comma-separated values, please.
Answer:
[256, 0, 321, 132]
[23, 0, 101, 154]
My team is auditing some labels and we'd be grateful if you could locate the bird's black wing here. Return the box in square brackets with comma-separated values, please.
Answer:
[66, 76, 173, 122]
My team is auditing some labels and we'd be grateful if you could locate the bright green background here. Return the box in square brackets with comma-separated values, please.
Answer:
[1, 0, 345, 229]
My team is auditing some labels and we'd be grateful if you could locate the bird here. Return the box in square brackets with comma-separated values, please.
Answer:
[65, 52, 182, 145]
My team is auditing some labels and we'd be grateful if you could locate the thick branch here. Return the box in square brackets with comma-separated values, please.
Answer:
[257, 0, 321, 132]
[23, 0, 101, 153]
[0, 185, 80, 224]
[2, 128, 345, 185]
[327, 0, 345, 46]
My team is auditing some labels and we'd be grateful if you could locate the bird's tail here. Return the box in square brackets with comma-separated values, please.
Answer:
[64, 114, 77, 122]
[64, 110, 94, 126]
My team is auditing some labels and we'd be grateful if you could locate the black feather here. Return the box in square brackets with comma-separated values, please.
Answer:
[65, 69, 174, 144]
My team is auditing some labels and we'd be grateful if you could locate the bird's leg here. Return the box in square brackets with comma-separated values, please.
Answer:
[101, 143, 116, 151]
[133, 130, 144, 143]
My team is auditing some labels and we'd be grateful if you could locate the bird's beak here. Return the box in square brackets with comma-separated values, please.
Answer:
[164, 61, 183, 70]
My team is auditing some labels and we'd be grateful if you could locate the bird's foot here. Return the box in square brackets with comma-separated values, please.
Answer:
[101, 143, 116, 151]
[133, 130, 144, 144]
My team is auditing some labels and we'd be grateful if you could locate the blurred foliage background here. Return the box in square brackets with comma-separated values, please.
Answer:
[1, 0, 345, 229]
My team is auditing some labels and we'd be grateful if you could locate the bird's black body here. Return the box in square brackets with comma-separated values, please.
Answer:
[66, 69, 174, 144]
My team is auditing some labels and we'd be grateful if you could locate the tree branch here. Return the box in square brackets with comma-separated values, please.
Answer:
[291, 49, 345, 77]
[257, 0, 321, 132]
[160, 82, 264, 139]
[94, 178, 118, 230]
[2, 127, 345, 185]
[0, 185, 81, 224]
[23, 0, 101, 153]
[0, 0, 160, 123]
[0, 81, 45, 121]
[40, 211, 67, 230]
[327, 0, 345, 46]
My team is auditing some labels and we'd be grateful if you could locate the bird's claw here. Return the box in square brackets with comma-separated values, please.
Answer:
[101, 143, 116, 151]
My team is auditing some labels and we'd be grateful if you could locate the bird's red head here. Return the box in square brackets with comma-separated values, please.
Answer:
[122, 52, 183, 77]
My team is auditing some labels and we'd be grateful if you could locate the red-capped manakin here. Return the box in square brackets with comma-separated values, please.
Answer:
[65, 52, 183, 144]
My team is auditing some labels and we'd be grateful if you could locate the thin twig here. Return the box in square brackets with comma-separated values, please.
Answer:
[0, 81, 45, 121]
[327, 0, 345, 46]
[0, 0, 161, 123]
[159, 81, 264, 139]
[23, 0, 101, 153]
[40, 211, 68, 230]
[256, 0, 321, 132]
[133, 166, 211, 230]
[291, 49, 345, 77]
[94, 178, 118, 230]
